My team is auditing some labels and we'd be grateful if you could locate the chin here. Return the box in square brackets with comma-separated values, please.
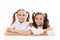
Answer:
[19, 21, 24, 23]
[37, 24, 41, 25]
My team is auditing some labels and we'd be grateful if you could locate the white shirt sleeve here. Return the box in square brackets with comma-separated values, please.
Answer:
[47, 29, 55, 36]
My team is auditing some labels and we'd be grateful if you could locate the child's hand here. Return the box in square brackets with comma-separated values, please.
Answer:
[40, 30, 48, 36]
[40, 32, 47, 36]
[7, 28, 19, 33]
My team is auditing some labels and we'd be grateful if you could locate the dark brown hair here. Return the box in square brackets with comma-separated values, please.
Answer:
[32, 12, 49, 29]
[11, 9, 30, 25]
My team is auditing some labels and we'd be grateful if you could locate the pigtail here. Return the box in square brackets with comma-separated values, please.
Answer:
[26, 11, 30, 22]
[43, 13, 49, 29]
[32, 12, 35, 21]
[11, 9, 30, 25]
[32, 12, 38, 28]
[11, 12, 17, 25]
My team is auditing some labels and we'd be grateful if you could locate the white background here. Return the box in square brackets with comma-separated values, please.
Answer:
[0, 0, 60, 40]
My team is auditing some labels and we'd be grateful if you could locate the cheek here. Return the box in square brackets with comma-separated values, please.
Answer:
[17, 16, 19, 19]
[40, 20, 43, 22]
[40, 20, 44, 25]
[35, 19, 38, 23]
[35, 20, 43, 25]
[24, 16, 26, 18]
[24, 15, 27, 20]
[40, 19, 43, 22]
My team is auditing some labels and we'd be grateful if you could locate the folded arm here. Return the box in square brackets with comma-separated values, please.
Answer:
[6, 28, 32, 35]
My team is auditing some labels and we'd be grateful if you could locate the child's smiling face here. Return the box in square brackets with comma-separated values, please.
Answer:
[35, 14, 44, 26]
[17, 10, 27, 23]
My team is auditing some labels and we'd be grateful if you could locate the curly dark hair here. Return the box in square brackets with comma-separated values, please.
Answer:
[32, 12, 49, 29]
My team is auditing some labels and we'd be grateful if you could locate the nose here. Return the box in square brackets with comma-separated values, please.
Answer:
[20, 15, 23, 18]
[38, 20, 41, 22]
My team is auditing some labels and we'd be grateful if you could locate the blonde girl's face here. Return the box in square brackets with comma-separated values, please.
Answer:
[17, 10, 27, 23]
[35, 14, 44, 26]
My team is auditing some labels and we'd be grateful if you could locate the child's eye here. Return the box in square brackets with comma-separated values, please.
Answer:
[40, 18, 42, 20]
[35, 18, 38, 20]
[19, 15, 21, 16]
[22, 15, 25, 16]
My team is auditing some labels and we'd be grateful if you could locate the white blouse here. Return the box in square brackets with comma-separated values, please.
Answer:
[31, 26, 43, 34]
[30, 26, 55, 36]
[10, 21, 30, 30]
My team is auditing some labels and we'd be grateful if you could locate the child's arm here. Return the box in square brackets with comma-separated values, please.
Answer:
[15, 30, 32, 35]
[6, 28, 18, 33]
[40, 32, 48, 36]
[31, 32, 47, 36]
[39, 27, 52, 36]
[46, 27, 55, 36]
[6, 28, 32, 35]
[5, 28, 19, 36]
[40, 27, 55, 36]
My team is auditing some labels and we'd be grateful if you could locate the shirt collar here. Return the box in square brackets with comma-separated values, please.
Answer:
[16, 21, 26, 25]
[37, 26, 43, 29]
